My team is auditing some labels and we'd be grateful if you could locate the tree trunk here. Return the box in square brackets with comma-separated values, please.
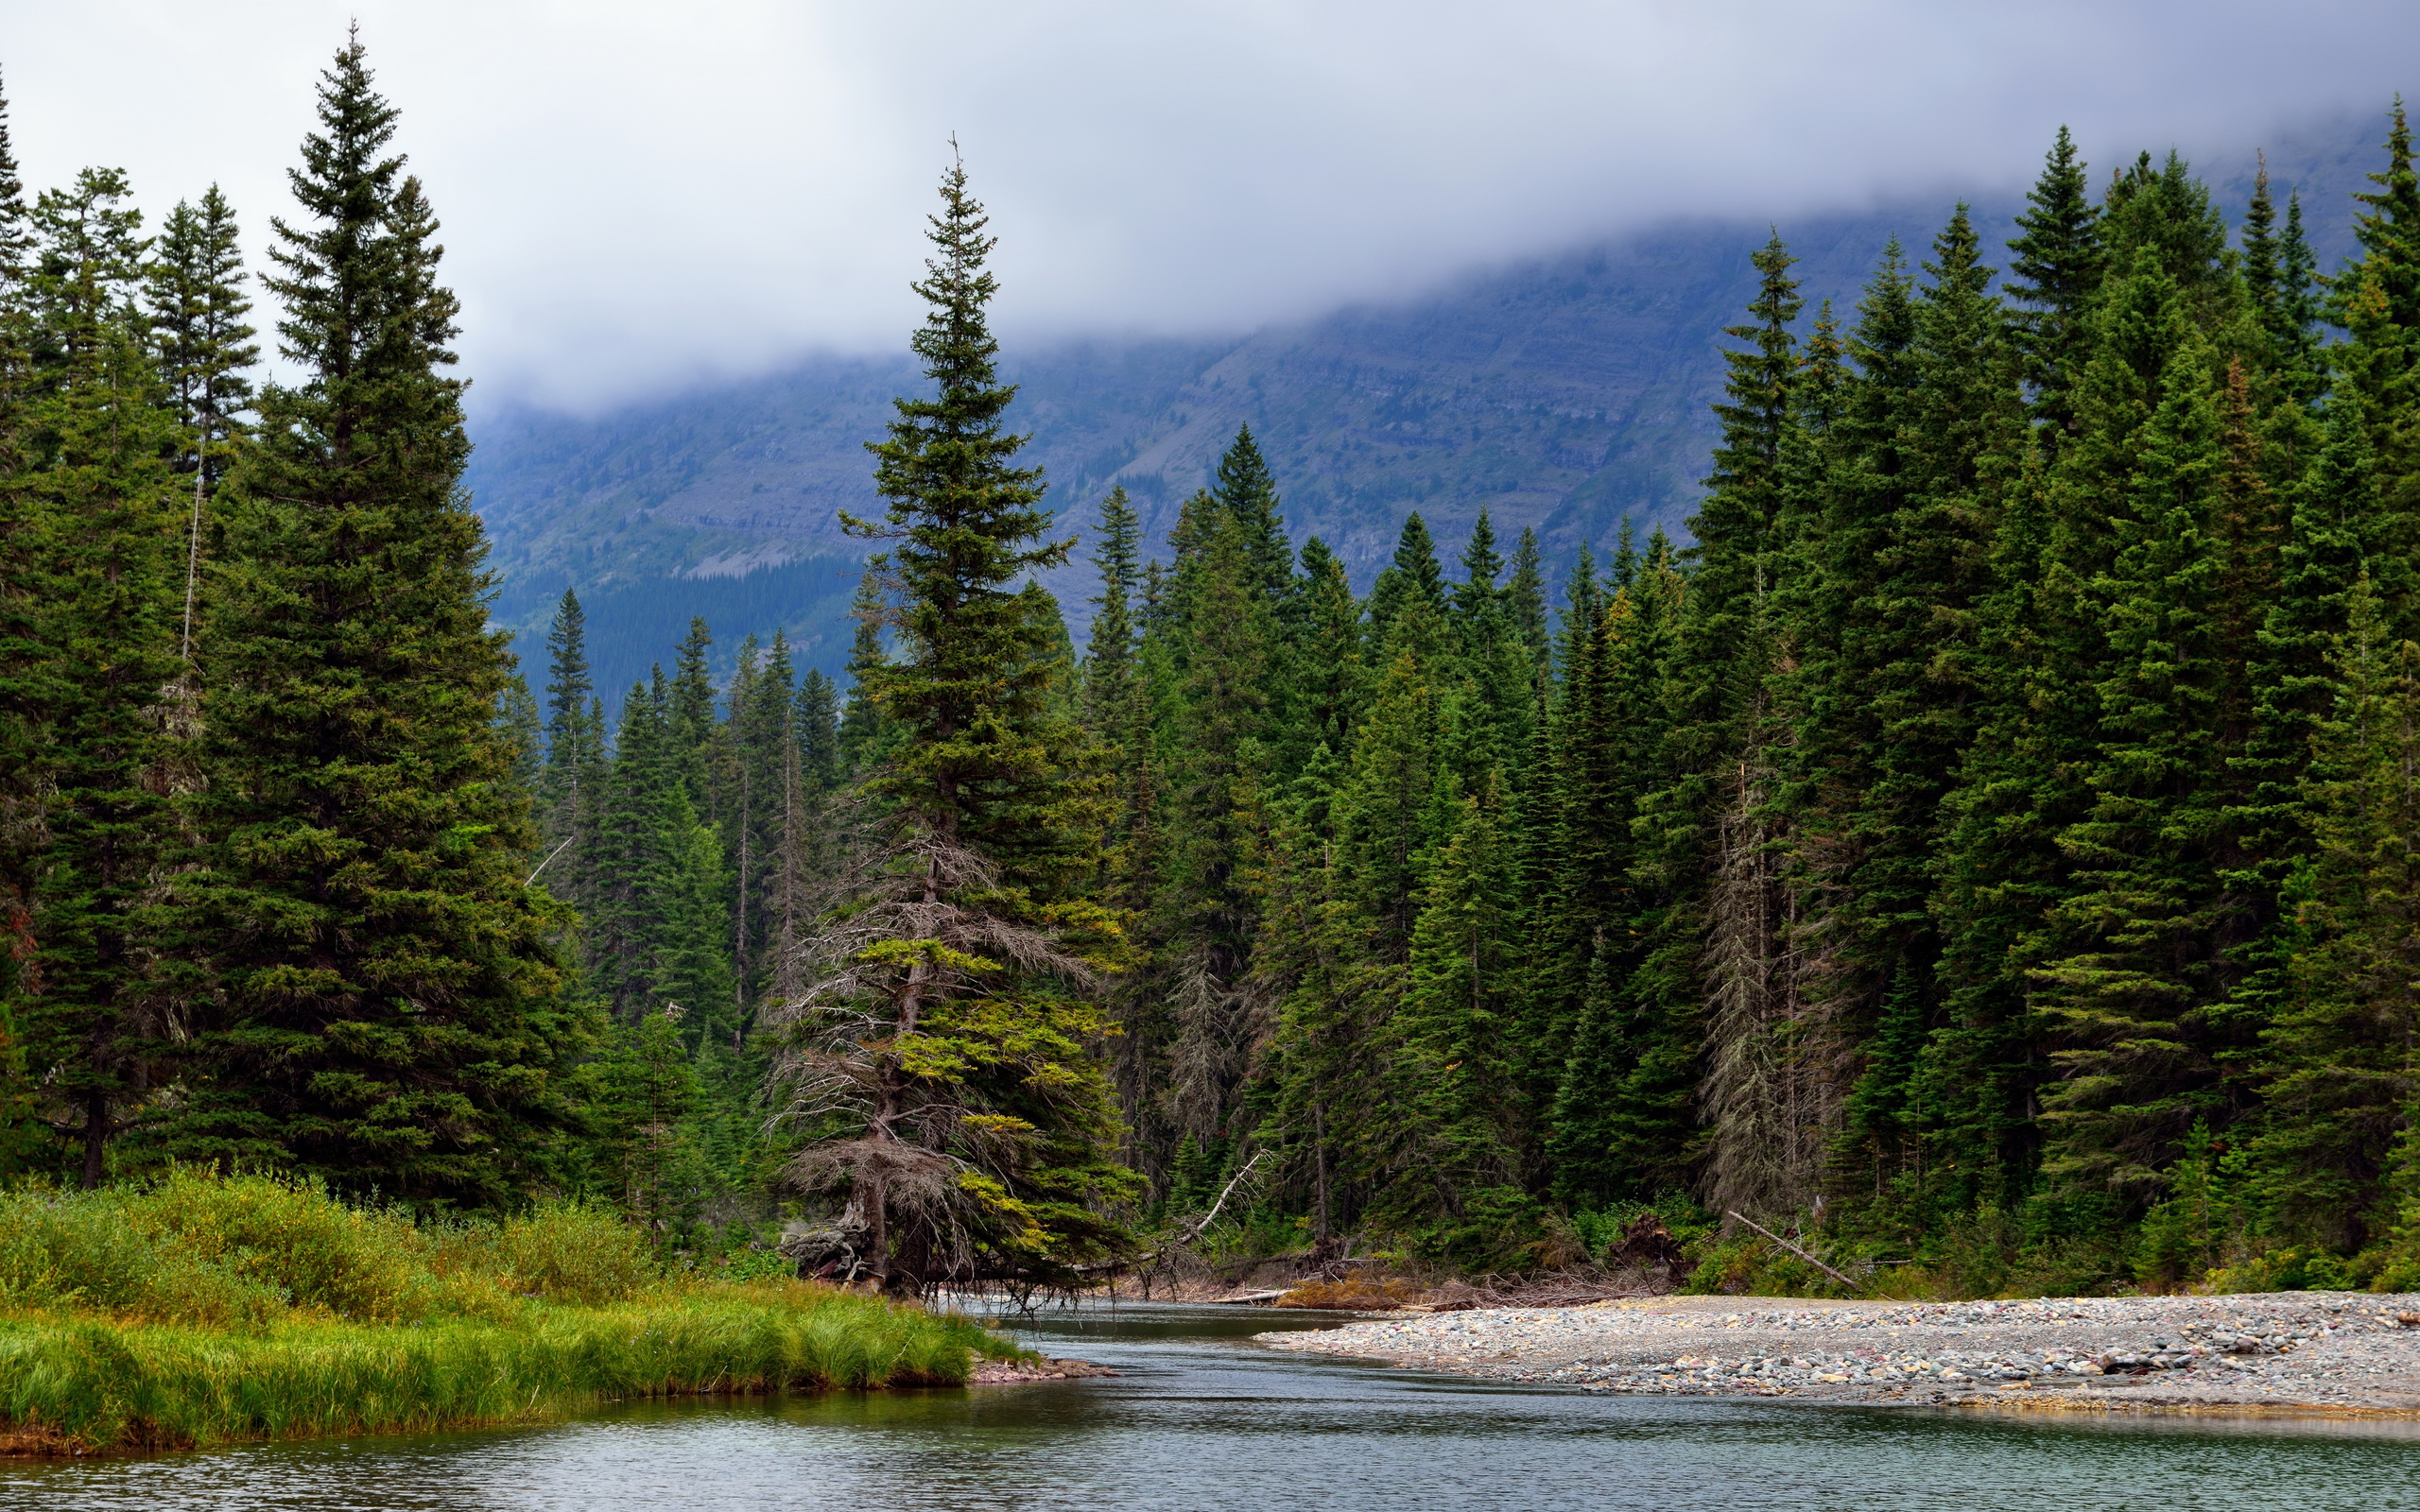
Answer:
[80, 1088, 108, 1190]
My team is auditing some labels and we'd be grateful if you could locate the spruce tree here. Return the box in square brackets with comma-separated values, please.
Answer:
[2034, 249, 2237, 1205]
[537, 587, 596, 892]
[2247, 576, 2420, 1248]
[0, 72, 37, 1027]
[2005, 127, 2104, 454]
[1626, 232, 1804, 1207]
[2330, 103, 2420, 647]
[1505, 524, 1550, 675]
[1159, 507, 1272, 1141]
[772, 152, 1132, 1290]
[1084, 485, 1141, 741]
[797, 668, 842, 794]
[1213, 424, 1292, 603]
[1383, 772, 1529, 1259]
[171, 38, 580, 1202]
[1365, 511, 1447, 649]
[1292, 537, 1365, 761]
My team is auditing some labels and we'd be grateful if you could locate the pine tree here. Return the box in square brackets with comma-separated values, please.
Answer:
[170, 38, 582, 1202]
[771, 151, 1132, 1291]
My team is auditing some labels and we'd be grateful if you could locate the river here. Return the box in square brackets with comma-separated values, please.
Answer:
[5, 1302, 2417, 1510]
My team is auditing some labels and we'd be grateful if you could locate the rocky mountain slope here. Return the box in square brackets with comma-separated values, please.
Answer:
[468, 117, 2377, 695]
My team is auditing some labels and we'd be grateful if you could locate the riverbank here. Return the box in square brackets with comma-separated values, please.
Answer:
[1260, 1292, 2420, 1416]
[0, 1282, 1012, 1455]
[0, 1172, 1023, 1454]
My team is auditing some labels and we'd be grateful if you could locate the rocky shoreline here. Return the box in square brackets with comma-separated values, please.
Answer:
[1259, 1292, 2420, 1416]
[965, 1355, 1120, 1383]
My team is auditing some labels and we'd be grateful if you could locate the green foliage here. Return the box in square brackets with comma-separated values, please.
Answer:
[14, 43, 2420, 1308]
[161, 40, 585, 1204]
[0, 1229, 1006, 1453]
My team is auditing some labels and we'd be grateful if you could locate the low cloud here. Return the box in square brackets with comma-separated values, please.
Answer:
[8, 1, 2409, 412]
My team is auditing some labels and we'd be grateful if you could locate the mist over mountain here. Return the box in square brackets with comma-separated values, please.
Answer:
[471, 117, 2377, 702]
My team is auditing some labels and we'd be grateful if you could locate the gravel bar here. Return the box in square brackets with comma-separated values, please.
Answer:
[1258, 1292, 2420, 1416]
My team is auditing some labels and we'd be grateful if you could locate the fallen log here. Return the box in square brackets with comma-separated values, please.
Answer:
[1727, 1211, 1863, 1295]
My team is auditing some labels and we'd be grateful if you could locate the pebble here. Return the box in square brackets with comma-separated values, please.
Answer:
[1257, 1292, 2420, 1412]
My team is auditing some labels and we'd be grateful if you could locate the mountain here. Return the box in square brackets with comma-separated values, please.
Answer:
[468, 117, 2380, 702]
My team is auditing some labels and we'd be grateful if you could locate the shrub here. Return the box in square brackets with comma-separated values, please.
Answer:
[130, 1169, 425, 1320]
[494, 1202, 660, 1304]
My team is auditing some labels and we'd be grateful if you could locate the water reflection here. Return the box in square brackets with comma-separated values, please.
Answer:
[5, 1302, 2415, 1511]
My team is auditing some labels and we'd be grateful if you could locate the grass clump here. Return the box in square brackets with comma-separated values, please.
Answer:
[0, 1172, 1018, 1454]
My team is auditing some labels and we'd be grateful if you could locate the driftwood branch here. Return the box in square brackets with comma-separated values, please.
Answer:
[1181, 1149, 1266, 1242]
[1728, 1211, 1862, 1295]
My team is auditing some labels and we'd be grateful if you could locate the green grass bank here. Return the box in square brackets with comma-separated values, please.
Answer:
[0, 1171, 1018, 1454]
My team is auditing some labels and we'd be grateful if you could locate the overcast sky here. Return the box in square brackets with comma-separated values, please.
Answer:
[6, 1, 2412, 413]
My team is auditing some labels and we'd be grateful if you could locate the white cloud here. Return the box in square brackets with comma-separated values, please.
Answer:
[5, 0, 2410, 412]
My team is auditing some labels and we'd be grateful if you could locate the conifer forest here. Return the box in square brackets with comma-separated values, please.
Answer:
[12, 36, 2420, 1301]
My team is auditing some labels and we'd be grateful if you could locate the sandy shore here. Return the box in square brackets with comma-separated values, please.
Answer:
[1259, 1292, 2420, 1416]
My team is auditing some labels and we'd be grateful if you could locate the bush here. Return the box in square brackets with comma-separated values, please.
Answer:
[495, 1203, 658, 1304]
[2204, 1245, 2361, 1294]
[133, 1168, 425, 1320]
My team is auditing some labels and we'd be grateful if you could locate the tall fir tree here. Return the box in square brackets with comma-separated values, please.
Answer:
[169, 37, 581, 1202]
[2004, 126, 2104, 455]
[12, 164, 187, 1183]
[771, 151, 1132, 1291]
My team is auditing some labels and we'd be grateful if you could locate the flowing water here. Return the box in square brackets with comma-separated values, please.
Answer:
[6, 1302, 2418, 1510]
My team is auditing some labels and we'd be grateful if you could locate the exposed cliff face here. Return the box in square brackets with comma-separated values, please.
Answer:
[469, 115, 2373, 692]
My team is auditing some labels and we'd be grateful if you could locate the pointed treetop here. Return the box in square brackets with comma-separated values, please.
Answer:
[2352, 96, 2420, 329]
[1214, 424, 1292, 601]
[1454, 507, 1503, 621]
[0, 66, 27, 279]
[1505, 524, 1549, 664]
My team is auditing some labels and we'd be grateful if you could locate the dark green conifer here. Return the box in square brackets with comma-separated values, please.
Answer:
[172, 38, 580, 1202]
[776, 151, 1132, 1291]
[13, 164, 185, 1184]
[2004, 127, 2104, 453]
